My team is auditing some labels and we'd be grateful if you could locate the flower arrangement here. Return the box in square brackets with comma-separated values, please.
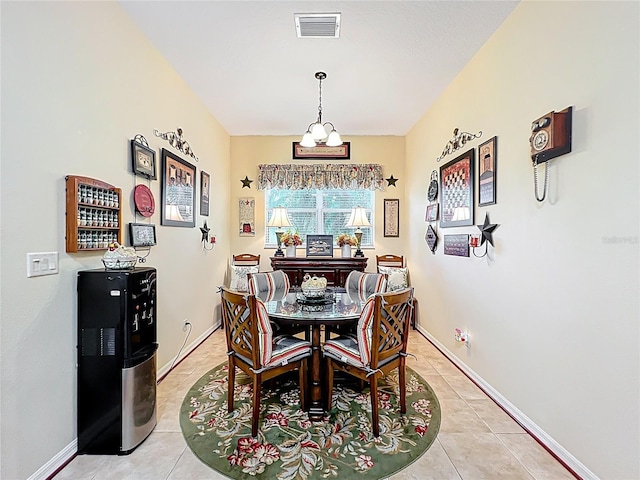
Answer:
[336, 233, 357, 247]
[281, 230, 302, 246]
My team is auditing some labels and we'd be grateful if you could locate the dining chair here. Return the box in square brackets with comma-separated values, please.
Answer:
[232, 253, 261, 266]
[248, 271, 310, 340]
[375, 254, 404, 269]
[345, 270, 387, 302]
[247, 270, 290, 302]
[375, 254, 416, 328]
[219, 287, 311, 437]
[229, 253, 261, 292]
[323, 287, 414, 437]
[325, 270, 387, 341]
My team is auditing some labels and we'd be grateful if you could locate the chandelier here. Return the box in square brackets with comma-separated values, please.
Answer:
[300, 72, 343, 147]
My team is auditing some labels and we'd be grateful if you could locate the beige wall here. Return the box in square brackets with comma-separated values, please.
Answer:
[405, 2, 639, 479]
[229, 135, 406, 271]
[1, 2, 230, 478]
[2, 1, 639, 480]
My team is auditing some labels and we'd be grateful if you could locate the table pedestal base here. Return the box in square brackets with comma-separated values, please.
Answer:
[308, 325, 324, 421]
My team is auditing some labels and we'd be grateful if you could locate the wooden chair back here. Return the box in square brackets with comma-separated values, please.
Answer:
[220, 287, 261, 370]
[369, 288, 414, 369]
[375, 254, 404, 270]
[232, 253, 261, 267]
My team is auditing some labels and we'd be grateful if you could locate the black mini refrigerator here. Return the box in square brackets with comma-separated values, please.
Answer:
[77, 267, 158, 455]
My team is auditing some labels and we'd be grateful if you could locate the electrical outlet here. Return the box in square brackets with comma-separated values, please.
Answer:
[183, 319, 190, 332]
[454, 328, 470, 346]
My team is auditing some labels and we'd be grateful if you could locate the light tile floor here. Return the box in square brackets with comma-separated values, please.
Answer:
[55, 329, 576, 480]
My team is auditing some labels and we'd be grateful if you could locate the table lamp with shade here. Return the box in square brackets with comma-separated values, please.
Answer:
[345, 207, 370, 257]
[268, 207, 292, 257]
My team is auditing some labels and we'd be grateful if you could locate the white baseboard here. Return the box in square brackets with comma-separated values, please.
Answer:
[32, 322, 222, 480]
[27, 439, 77, 480]
[415, 324, 597, 480]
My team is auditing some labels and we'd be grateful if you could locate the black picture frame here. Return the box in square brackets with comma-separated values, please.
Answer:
[306, 234, 334, 257]
[439, 148, 475, 228]
[161, 148, 196, 227]
[200, 171, 210, 216]
[478, 136, 497, 206]
[129, 223, 157, 247]
[292, 142, 350, 159]
[131, 140, 157, 179]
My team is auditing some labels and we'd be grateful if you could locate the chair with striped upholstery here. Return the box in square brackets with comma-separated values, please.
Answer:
[345, 270, 387, 302]
[323, 287, 414, 437]
[326, 271, 387, 340]
[220, 287, 311, 437]
[247, 271, 308, 339]
[247, 270, 290, 302]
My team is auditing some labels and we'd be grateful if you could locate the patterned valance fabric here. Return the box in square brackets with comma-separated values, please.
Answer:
[257, 164, 385, 190]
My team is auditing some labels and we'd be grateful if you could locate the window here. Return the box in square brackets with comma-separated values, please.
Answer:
[265, 189, 375, 247]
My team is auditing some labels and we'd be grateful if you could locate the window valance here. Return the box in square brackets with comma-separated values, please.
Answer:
[257, 164, 385, 190]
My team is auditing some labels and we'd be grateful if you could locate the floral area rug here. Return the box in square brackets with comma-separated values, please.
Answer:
[180, 362, 440, 480]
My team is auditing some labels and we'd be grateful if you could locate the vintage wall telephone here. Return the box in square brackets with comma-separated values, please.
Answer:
[529, 106, 573, 202]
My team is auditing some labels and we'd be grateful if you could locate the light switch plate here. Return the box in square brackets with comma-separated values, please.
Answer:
[26, 252, 59, 277]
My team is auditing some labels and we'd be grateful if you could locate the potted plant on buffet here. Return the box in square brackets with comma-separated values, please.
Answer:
[281, 230, 302, 257]
[336, 233, 357, 258]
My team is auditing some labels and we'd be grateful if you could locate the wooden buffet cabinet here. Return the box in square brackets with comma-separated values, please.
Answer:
[270, 256, 368, 287]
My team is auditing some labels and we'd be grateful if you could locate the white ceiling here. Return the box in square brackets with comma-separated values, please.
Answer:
[119, 1, 519, 138]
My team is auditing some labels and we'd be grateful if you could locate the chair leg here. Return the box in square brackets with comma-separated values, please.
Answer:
[399, 361, 407, 414]
[298, 359, 307, 411]
[369, 375, 380, 437]
[325, 358, 334, 411]
[227, 359, 236, 413]
[251, 373, 262, 437]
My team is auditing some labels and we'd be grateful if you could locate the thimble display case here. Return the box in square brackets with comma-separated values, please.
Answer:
[65, 175, 122, 252]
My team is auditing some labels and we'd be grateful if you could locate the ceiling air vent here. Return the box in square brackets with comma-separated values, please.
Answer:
[294, 13, 341, 38]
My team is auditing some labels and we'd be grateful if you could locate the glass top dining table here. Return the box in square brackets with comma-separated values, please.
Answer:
[265, 288, 364, 421]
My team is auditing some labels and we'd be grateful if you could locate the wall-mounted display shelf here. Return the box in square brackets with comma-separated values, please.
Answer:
[65, 175, 122, 253]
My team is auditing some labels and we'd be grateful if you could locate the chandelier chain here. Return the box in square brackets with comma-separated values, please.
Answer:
[317, 75, 323, 123]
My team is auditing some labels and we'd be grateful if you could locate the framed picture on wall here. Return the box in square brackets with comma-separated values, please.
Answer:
[239, 197, 255, 236]
[161, 148, 196, 227]
[383, 198, 400, 237]
[131, 139, 157, 180]
[478, 136, 497, 206]
[200, 171, 210, 216]
[129, 223, 157, 247]
[439, 149, 475, 228]
[292, 142, 351, 159]
[444, 234, 470, 257]
[426, 203, 439, 222]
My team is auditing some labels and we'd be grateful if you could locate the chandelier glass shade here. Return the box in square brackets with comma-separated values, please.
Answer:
[300, 72, 343, 147]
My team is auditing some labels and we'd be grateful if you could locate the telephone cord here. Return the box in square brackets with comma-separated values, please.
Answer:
[533, 161, 550, 202]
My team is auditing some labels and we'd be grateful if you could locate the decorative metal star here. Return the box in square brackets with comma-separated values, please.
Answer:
[241, 176, 253, 188]
[476, 213, 499, 247]
[200, 221, 210, 243]
[386, 175, 398, 187]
